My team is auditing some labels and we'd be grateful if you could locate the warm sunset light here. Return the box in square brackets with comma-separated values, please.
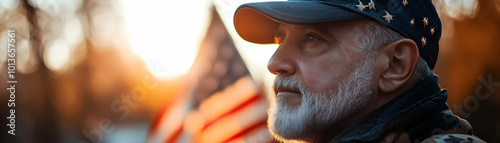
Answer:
[440, 0, 479, 20]
[121, 0, 211, 79]
[2, 0, 499, 142]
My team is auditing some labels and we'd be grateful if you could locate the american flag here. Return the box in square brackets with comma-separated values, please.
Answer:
[147, 6, 274, 143]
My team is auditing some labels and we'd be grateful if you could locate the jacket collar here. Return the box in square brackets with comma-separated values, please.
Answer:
[330, 76, 461, 142]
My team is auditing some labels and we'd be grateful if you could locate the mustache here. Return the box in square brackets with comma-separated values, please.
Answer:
[273, 74, 304, 95]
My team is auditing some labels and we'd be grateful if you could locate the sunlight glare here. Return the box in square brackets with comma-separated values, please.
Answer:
[122, 0, 210, 79]
[0, 0, 19, 14]
[45, 39, 70, 72]
[441, 0, 479, 20]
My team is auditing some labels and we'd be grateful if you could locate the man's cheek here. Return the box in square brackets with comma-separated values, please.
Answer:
[301, 72, 339, 92]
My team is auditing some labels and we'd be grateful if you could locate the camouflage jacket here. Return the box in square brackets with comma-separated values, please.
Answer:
[329, 76, 486, 143]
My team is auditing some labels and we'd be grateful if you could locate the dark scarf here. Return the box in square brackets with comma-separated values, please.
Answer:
[330, 76, 463, 143]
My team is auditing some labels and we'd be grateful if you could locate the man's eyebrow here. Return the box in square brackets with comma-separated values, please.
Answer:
[302, 25, 333, 38]
[273, 24, 334, 39]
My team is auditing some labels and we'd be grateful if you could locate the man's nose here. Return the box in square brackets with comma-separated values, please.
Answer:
[267, 45, 296, 75]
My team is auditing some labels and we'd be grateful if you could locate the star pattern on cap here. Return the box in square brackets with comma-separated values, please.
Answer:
[402, 0, 408, 6]
[383, 11, 393, 23]
[430, 27, 435, 35]
[421, 37, 427, 46]
[368, 0, 376, 10]
[356, 0, 368, 11]
[423, 17, 429, 27]
[410, 18, 415, 25]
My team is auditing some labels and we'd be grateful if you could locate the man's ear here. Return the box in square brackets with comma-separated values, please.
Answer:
[376, 39, 419, 93]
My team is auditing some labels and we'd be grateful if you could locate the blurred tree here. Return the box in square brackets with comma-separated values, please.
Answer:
[434, 0, 500, 142]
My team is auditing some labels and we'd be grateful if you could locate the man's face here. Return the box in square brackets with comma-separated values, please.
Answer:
[267, 19, 377, 141]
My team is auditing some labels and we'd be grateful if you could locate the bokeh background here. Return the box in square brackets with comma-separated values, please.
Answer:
[0, 0, 499, 142]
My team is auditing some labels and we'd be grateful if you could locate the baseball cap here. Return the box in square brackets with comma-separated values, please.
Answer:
[233, 0, 441, 69]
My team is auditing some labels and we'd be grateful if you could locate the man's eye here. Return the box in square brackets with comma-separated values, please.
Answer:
[306, 34, 319, 42]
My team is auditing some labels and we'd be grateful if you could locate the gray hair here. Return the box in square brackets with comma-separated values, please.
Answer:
[360, 21, 434, 84]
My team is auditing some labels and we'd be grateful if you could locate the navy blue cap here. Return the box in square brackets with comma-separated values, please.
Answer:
[234, 0, 441, 69]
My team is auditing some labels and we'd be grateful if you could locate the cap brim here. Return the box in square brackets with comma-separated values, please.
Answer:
[234, 1, 364, 44]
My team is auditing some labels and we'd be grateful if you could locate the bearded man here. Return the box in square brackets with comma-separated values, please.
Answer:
[233, 0, 486, 142]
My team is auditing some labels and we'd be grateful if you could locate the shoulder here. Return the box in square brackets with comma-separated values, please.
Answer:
[421, 134, 486, 143]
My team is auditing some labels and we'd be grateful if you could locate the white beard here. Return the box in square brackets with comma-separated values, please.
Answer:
[268, 56, 376, 142]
